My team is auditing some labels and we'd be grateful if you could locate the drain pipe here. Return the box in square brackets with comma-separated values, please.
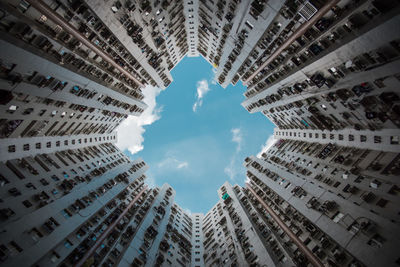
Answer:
[25, 0, 145, 88]
[246, 183, 324, 267]
[75, 185, 148, 267]
[243, 0, 340, 86]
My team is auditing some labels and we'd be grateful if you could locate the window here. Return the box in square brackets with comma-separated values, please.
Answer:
[0, 174, 9, 185]
[50, 251, 60, 263]
[333, 181, 341, 188]
[64, 140, 68, 145]
[390, 136, 399, 144]
[29, 228, 43, 241]
[40, 179, 49, 186]
[64, 239, 73, 248]
[8, 145, 15, 152]
[360, 135, 367, 142]
[245, 20, 254, 29]
[61, 209, 72, 219]
[376, 198, 388, 208]
[23, 144, 30, 151]
[22, 200, 33, 208]
[25, 182, 36, 189]
[8, 105, 18, 113]
[367, 234, 385, 247]
[35, 143, 41, 149]
[46, 142, 51, 148]
[56, 141, 60, 147]
[9, 241, 23, 253]
[38, 14, 47, 23]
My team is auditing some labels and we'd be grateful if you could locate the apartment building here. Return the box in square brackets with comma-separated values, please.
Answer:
[0, 0, 154, 162]
[197, 0, 240, 68]
[1, 0, 399, 266]
[211, 0, 287, 88]
[118, 184, 193, 267]
[83, 0, 175, 88]
[0, 82, 124, 161]
[184, 0, 200, 57]
[158, 203, 193, 267]
[0, 1, 193, 266]
[244, 132, 400, 266]
[238, 1, 400, 266]
[85, 0, 192, 80]
[191, 213, 205, 267]
[0, 139, 149, 266]
[0, 145, 197, 267]
[242, 0, 400, 121]
[202, 182, 289, 267]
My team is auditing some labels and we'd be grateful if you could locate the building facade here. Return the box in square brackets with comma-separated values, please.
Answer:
[0, 0, 399, 266]
[237, 1, 400, 266]
[0, 139, 149, 266]
[244, 137, 400, 266]
[203, 182, 294, 267]
[238, 1, 400, 266]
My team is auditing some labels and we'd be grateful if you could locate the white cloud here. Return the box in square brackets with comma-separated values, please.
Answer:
[116, 85, 163, 154]
[183, 208, 192, 215]
[257, 135, 276, 158]
[157, 157, 189, 170]
[192, 79, 211, 112]
[224, 158, 236, 181]
[224, 128, 244, 181]
[177, 162, 189, 169]
[211, 67, 218, 85]
[231, 128, 243, 152]
[145, 175, 156, 188]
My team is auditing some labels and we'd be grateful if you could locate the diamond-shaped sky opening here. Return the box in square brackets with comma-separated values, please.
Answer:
[116, 57, 275, 213]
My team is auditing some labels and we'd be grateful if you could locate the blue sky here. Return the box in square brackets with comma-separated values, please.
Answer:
[117, 57, 275, 214]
